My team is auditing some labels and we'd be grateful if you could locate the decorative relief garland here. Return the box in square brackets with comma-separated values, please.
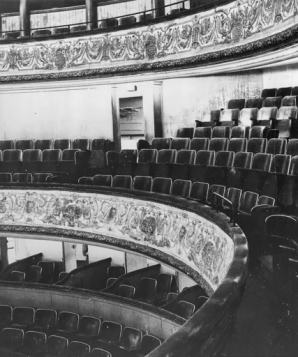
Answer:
[0, 0, 296, 81]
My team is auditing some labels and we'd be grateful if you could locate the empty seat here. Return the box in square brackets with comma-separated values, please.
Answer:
[62, 149, 79, 161]
[119, 150, 138, 164]
[209, 138, 229, 152]
[68, 341, 91, 357]
[10, 270, 26, 281]
[188, 182, 209, 204]
[195, 110, 220, 127]
[135, 277, 157, 304]
[238, 107, 259, 129]
[233, 152, 253, 169]
[54, 139, 71, 150]
[56, 311, 79, 335]
[76, 316, 101, 341]
[42, 149, 62, 161]
[15, 139, 34, 150]
[272, 106, 298, 138]
[212, 126, 231, 138]
[26, 265, 42, 283]
[176, 127, 194, 139]
[78, 177, 93, 185]
[152, 177, 172, 194]
[108, 265, 126, 278]
[151, 138, 172, 150]
[287, 139, 298, 156]
[154, 273, 173, 306]
[91, 348, 112, 357]
[3, 149, 22, 161]
[225, 187, 242, 212]
[176, 150, 196, 164]
[23, 149, 42, 162]
[73, 139, 90, 151]
[98, 321, 122, 343]
[106, 278, 116, 287]
[249, 126, 267, 138]
[138, 149, 158, 163]
[119, 15, 137, 26]
[238, 191, 259, 214]
[46, 335, 68, 357]
[112, 175, 132, 189]
[207, 184, 226, 206]
[133, 176, 152, 191]
[37, 261, 55, 284]
[171, 138, 190, 150]
[118, 284, 135, 299]
[118, 327, 142, 351]
[263, 96, 282, 109]
[0, 328, 24, 352]
[70, 25, 87, 32]
[0, 140, 14, 151]
[190, 138, 209, 151]
[266, 138, 287, 155]
[245, 97, 263, 109]
[22, 330, 47, 356]
[231, 126, 249, 139]
[52, 27, 69, 35]
[247, 138, 267, 154]
[32, 29, 51, 37]
[0, 173, 12, 183]
[0, 305, 12, 330]
[251, 153, 272, 171]
[282, 95, 297, 106]
[261, 88, 277, 98]
[195, 150, 215, 165]
[138, 334, 162, 357]
[215, 151, 235, 167]
[12, 307, 35, 328]
[228, 138, 247, 153]
[173, 300, 195, 319]
[257, 106, 278, 128]
[33, 309, 57, 331]
[194, 127, 212, 139]
[228, 99, 245, 110]
[258, 195, 275, 206]
[171, 179, 191, 198]
[289, 155, 298, 175]
[34, 173, 53, 183]
[91, 139, 106, 151]
[270, 154, 291, 175]
[93, 174, 112, 186]
[276, 87, 292, 97]
[12, 172, 33, 183]
[101, 18, 118, 28]
[218, 109, 239, 127]
[157, 149, 177, 163]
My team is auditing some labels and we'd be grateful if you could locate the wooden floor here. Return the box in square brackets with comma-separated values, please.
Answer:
[222, 258, 297, 357]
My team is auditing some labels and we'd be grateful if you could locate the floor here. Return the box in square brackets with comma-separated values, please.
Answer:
[222, 257, 297, 357]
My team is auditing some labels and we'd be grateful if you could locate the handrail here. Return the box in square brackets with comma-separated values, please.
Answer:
[213, 192, 236, 226]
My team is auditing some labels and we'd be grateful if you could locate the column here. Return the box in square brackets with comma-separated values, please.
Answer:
[153, 81, 164, 138]
[86, 0, 98, 31]
[19, 0, 30, 37]
[111, 86, 121, 152]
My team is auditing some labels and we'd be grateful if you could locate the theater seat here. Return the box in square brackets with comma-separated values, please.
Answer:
[266, 138, 287, 155]
[176, 127, 194, 139]
[32, 29, 51, 37]
[257, 106, 278, 129]
[22, 331, 47, 356]
[0, 140, 14, 151]
[26, 265, 42, 283]
[107, 265, 126, 278]
[10, 270, 26, 281]
[218, 109, 239, 127]
[171, 138, 190, 150]
[212, 126, 231, 138]
[261, 88, 277, 98]
[118, 327, 142, 351]
[176, 150, 196, 165]
[133, 176, 152, 191]
[238, 107, 258, 131]
[276, 87, 292, 98]
[23, 149, 42, 171]
[251, 153, 272, 172]
[2, 149, 22, 172]
[73, 139, 90, 151]
[0, 305, 12, 331]
[15, 139, 34, 150]
[228, 99, 245, 110]
[195, 110, 220, 127]
[54, 139, 71, 150]
[151, 138, 172, 150]
[173, 301, 195, 319]
[112, 175, 132, 189]
[271, 106, 298, 139]
[62, 149, 79, 161]
[118, 284, 135, 299]
[195, 150, 215, 165]
[135, 277, 157, 304]
[286, 139, 298, 156]
[56, 311, 79, 337]
[249, 126, 267, 138]
[46, 335, 68, 357]
[37, 261, 55, 284]
[245, 97, 263, 109]
[91, 348, 111, 357]
[137, 334, 162, 357]
[0, 172, 12, 183]
[247, 138, 267, 154]
[207, 184, 226, 207]
[78, 177, 93, 185]
[190, 138, 209, 151]
[91, 139, 106, 151]
[282, 95, 297, 106]
[228, 138, 247, 153]
[188, 182, 209, 204]
[171, 179, 192, 198]
[138, 149, 158, 163]
[12, 307, 35, 329]
[97, 321, 122, 343]
[68, 341, 91, 357]
[119, 149, 138, 164]
[194, 127, 212, 139]
[263, 96, 282, 109]
[76, 316, 101, 342]
[93, 174, 112, 187]
[154, 273, 173, 306]
[270, 154, 290, 175]
[119, 15, 137, 26]
[157, 149, 177, 163]
[233, 152, 253, 169]
[224, 188, 242, 214]
[237, 191, 259, 215]
[209, 138, 229, 152]
[33, 309, 57, 331]
[101, 18, 118, 28]
[152, 177, 172, 194]
[0, 328, 24, 352]
[215, 151, 235, 167]
[12, 172, 33, 183]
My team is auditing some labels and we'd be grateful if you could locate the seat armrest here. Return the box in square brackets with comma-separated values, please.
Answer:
[195, 120, 203, 127]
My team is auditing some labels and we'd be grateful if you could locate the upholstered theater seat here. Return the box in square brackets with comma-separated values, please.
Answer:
[251, 153, 272, 172]
[188, 181, 209, 204]
[238, 107, 259, 131]
[133, 176, 152, 191]
[172, 301, 195, 319]
[91, 348, 111, 357]
[190, 138, 209, 151]
[1, 149, 22, 172]
[286, 139, 298, 156]
[247, 138, 267, 154]
[97, 321, 122, 344]
[70, 25, 87, 32]
[282, 95, 297, 106]
[0, 140, 14, 151]
[135, 277, 157, 304]
[55, 311, 79, 336]
[22, 330, 47, 356]
[35, 139, 54, 151]
[22, 149, 42, 171]
[154, 273, 173, 306]
[54, 139, 71, 150]
[26, 265, 42, 283]
[32, 309, 57, 332]
[112, 175, 132, 189]
[32, 29, 52, 37]
[119, 16, 137, 26]
[214, 151, 235, 167]
[195, 150, 215, 166]
[73, 139, 90, 151]
[257, 107, 278, 130]
[93, 174, 112, 187]
[218, 109, 239, 127]
[194, 127, 212, 139]
[15, 139, 34, 150]
[227, 99, 245, 110]
[157, 149, 177, 163]
[12, 307, 35, 329]
[137, 334, 162, 357]
[68, 341, 91, 357]
[228, 138, 247, 153]
[46, 335, 68, 357]
[175, 150, 196, 165]
[0, 328, 24, 352]
[272, 105, 298, 138]
[270, 154, 291, 175]
[263, 96, 282, 109]
[138, 149, 158, 163]
[108, 265, 126, 279]
[171, 179, 192, 198]
[119, 149, 138, 164]
[0, 305, 12, 331]
[212, 126, 231, 138]
[0, 172, 12, 183]
[245, 97, 263, 109]
[261, 88, 277, 98]
[152, 177, 172, 194]
[171, 138, 191, 150]
[151, 138, 172, 150]
[233, 152, 253, 169]
[118, 284, 135, 299]
[231, 126, 249, 139]
[52, 27, 69, 35]
[78, 177, 93, 185]
[101, 18, 118, 28]
[276, 87, 292, 98]
[176, 127, 194, 139]
[266, 138, 287, 155]
[209, 138, 229, 152]
[195, 110, 220, 127]
[118, 327, 142, 351]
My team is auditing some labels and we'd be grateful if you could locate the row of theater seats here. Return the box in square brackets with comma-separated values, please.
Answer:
[0, 306, 162, 357]
[0, 139, 115, 152]
[2, 7, 186, 40]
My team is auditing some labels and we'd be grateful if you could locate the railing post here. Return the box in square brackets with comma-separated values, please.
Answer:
[19, 0, 30, 37]
[86, 0, 97, 30]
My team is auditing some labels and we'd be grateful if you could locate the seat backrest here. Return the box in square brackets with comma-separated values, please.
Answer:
[238, 108, 258, 127]
[261, 88, 277, 98]
[209, 138, 229, 152]
[266, 138, 287, 155]
[175, 300, 195, 319]
[276, 87, 292, 98]
[227, 99, 245, 110]
[214, 151, 235, 167]
[100, 321, 122, 343]
[78, 316, 100, 337]
[239, 191, 259, 214]
[193, 127, 212, 139]
[3, 149, 22, 162]
[276, 106, 298, 120]
[171, 179, 192, 198]
[112, 175, 132, 189]
[15, 139, 34, 150]
[171, 138, 190, 150]
[207, 184, 226, 206]
[263, 96, 282, 108]
[135, 277, 157, 302]
[107, 265, 126, 278]
[91, 139, 106, 151]
[245, 97, 263, 109]
[138, 149, 158, 163]
[68, 341, 91, 357]
[47, 335, 68, 357]
[119, 149, 138, 164]
[37, 261, 55, 284]
[195, 150, 215, 165]
[140, 335, 162, 355]
[176, 150, 196, 164]
[0, 305, 12, 326]
[190, 138, 209, 151]
[13, 307, 35, 326]
[10, 270, 25, 281]
[231, 126, 249, 139]
[78, 177, 93, 185]
[42, 149, 62, 161]
[249, 126, 266, 138]
[58, 311, 79, 332]
[62, 149, 80, 161]
[156, 273, 173, 296]
[270, 154, 291, 175]
[120, 327, 142, 351]
[23, 149, 42, 162]
[282, 95, 297, 106]
[35, 309, 57, 329]
[54, 139, 71, 150]
[91, 348, 112, 357]
[152, 177, 172, 194]
[233, 152, 253, 169]
[251, 153, 272, 171]
[247, 138, 267, 154]
[26, 265, 42, 283]
[199, 110, 220, 126]
[189, 182, 209, 203]
[0, 140, 14, 151]
[0, 173, 12, 183]
[93, 174, 112, 187]
[35, 139, 54, 151]
[133, 176, 152, 191]
[0, 328, 24, 350]
[23, 331, 46, 354]
[219, 109, 239, 126]
[157, 149, 177, 164]
[73, 139, 90, 151]
[257, 107, 278, 124]
[12, 173, 33, 183]
[228, 138, 247, 153]
[289, 155, 298, 175]
[212, 126, 231, 138]
[286, 139, 298, 156]
[258, 195, 275, 206]
[176, 127, 194, 139]
[225, 188, 242, 210]
[151, 138, 172, 150]
[118, 284, 135, 299]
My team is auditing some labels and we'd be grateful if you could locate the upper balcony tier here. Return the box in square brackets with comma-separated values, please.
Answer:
[0, 0, 297, 83]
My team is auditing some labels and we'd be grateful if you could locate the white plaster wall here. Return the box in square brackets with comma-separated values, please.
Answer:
[263, 63, 298, 88]
[0, 83, 114, 141]
[15, 238, 63, 261]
